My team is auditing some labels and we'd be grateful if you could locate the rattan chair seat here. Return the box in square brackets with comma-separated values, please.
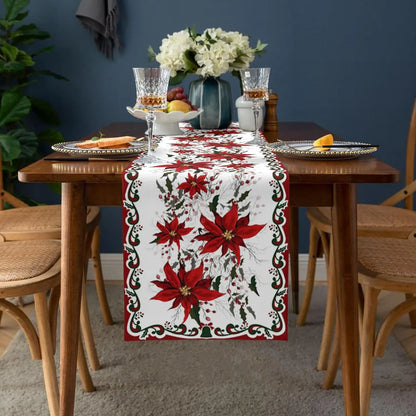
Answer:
[358, 237, 416, 285]
[0, 205, 60, 233]
[311, 204, 416, 236]
[0, 240, 60, 282]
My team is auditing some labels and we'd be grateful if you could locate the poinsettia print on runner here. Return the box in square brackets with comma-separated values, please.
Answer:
[123, 125, 289, 340]
[177, 173, 209, 198]
[151, 215, 193, 248]
[196, 203, 265, 265]
[151, 261, 224, 323]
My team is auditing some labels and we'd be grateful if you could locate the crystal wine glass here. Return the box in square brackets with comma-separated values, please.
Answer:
[239, 68, 271, 145]
[133, 67, 171, 163]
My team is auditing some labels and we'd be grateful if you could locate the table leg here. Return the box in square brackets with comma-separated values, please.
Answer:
[332, 184, 360, 416]
[289, 207, 299, 313]
[60, 183, 87, 416]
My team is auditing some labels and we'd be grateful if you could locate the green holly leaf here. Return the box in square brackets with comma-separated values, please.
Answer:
[190, 305, 201, 325]
[166, 176, 173, 193]
[249, 276, 259, 296]
[239, 190, 250, 202]
[247, 305, 256, 319]
[156, 180, 165, 194]
[209, 195, 219, 213]
[239, 306, 247, 322]
[212, 276, 221, 292]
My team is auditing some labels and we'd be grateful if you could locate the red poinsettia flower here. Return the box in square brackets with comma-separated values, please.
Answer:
[174, 135, 211, 142]
[151, 262, 224, 323]
[177, 173, 209, 198]
[198, 153, 251, 161]
[205, 142, 249, 148]
[196, 203, 265, 264]
[206, 129, 241, 135]
[224, 162, 254, 170]
[152, 216, 193, 248]
[155, 160, 213, 172]
[171, 148, 194, 153]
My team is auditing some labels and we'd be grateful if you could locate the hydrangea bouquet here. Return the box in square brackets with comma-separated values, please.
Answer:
[148, 27, 267, 85]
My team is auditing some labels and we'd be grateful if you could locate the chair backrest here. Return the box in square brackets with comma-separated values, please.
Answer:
[404, 97, 416, 210]
[0, 150, 28, 211]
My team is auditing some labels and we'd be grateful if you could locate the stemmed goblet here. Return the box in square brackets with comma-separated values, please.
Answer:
[133, 67, 171, 163]
[239, 68, 271, 145]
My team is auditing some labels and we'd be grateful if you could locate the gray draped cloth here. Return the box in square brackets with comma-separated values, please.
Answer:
[76, 0, 121, 59]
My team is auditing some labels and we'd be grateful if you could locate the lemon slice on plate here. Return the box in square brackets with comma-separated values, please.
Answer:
[313, 134, 334, 151]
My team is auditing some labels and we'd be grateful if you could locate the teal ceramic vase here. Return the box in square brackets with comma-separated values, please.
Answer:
[188, 76, 232, 129]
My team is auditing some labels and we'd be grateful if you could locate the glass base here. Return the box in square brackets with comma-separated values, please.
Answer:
[137, 151, 164, 164]
[246, 135, 266, 146]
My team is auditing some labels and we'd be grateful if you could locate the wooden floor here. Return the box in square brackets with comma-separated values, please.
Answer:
[1, 282, 416, 365]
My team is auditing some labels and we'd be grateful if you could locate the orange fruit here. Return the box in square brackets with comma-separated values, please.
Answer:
[313, 134, 334, 151]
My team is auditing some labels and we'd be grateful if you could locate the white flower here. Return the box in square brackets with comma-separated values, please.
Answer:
[152, 27, 267, 80]
[155, 29, 194, 77]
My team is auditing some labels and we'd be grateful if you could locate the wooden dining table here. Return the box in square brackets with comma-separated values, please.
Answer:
[18, 121, 399, 416]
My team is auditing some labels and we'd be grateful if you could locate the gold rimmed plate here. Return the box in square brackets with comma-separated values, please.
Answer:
[265, 140, 378, 160]
[52, 138, 147, 157]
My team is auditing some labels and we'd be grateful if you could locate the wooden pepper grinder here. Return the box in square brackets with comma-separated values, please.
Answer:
[263, 92, 278, 142]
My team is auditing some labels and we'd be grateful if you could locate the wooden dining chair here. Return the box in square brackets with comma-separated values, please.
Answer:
[0, 239, 95, 416]
[0, 180, 113, 326]
[357, 237, 416, 416]
[0, 151, 113, 369]
[296, 97, 416, 372]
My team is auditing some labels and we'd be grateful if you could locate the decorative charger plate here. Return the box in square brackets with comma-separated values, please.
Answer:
[265, 140, 378, 160]
[52, 139, 147, 157]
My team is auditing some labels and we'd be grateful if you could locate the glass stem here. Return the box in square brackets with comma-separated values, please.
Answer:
[253, 100, 260, 140]
[146, 109, 155, 154]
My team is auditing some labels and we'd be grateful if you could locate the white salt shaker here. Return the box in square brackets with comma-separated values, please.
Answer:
[235, 95, 264, 131]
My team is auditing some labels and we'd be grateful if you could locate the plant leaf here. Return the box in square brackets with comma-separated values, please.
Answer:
[9, 128, 38, 158]
[0, 91, 31, 127]
[0, 133, 21, 161]
[32, 69, 68, 81]
[31, 45, 54, 57]
[11, 23, 50, 44]
[147, 45, 156, 61]
[183, 49, 198, 72]
[4, 0, 29, 21]
[37, 129, 64, 145]
[254, 40, 268, 56]
[169, 71, 187, 86]
[29, 97, 60, 125]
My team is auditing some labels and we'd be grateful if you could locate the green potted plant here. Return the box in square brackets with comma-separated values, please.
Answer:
[0, 0, 66, 194]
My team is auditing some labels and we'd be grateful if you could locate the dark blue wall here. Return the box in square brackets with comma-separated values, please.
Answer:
[9, 0, 416, 253]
